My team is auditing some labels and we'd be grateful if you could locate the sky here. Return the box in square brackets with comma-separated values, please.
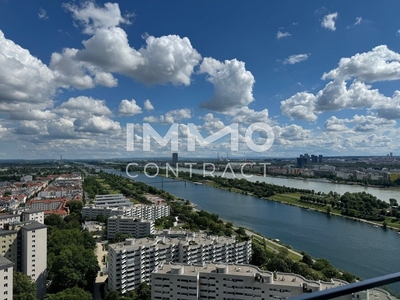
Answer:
[1, 1, 400, 159]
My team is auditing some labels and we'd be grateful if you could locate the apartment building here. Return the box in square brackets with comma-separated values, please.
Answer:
[108, 233, 251, 294]
[0, 256, 13, 300]
[20, 222, 47, 299]
[21, 209, 44, 224]
[82, 203, 170, 220]
[0, 214, 20, 229]
[0, 230, 17, 269]
[151, 263, 352, 300]
[94, 194, 132, 207]
[107, 216, 154, 240]
[1, 221, 47, 300]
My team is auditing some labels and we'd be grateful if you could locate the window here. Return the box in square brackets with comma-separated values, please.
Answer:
[4, 276, 7, 280]
[4, 283, 7, 287]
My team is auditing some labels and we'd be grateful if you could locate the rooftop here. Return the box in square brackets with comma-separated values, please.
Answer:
[21, 222, 47, 231]
[0, 256, 14, 269]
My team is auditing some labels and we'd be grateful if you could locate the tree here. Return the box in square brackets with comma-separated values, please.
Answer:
[66, 200, 84, 214]
[301, 253, 314, 266]
[49, 244, 100, 292]
[13, 272, 37, 300]
[44, 214, 65, 229]
[277, 247, 289, 259]
[45, 287, 92, 300]
[136, 282, 151, 300]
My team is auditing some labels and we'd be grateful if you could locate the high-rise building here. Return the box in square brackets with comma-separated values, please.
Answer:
[108, 233, 251, 294]
[151, 263, 354, 300]
[0, 256, 13, 300]
[318, 154, 323, 163]
[172, 153, 178, 164]
[0, 215, 47, 300]
[107, 216, 155, 240]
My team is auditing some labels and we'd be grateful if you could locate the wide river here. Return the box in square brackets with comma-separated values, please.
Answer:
[105, 168, 400, 293]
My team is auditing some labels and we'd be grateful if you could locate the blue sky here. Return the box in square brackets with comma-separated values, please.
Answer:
[1, 1, 400, 159]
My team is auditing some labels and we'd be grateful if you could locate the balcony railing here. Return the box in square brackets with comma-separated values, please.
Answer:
[290, 272, 400, 300]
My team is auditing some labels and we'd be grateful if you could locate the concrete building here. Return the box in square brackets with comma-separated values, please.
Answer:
[1, 221, 47, 299]
[107, 216, 155, 240]
[20, 222, 47, 299]
[151, 263, 351, 300]
[108, 233, 251, 294]
[0, 230, 18, 269]
[94, 194, 132, 207]
[172, 153, 178, 164]
[21, 209, 44, 224]
[0, 256, 13, 300]
[82, 203, 170, 220]
[0, 215, 20, 230]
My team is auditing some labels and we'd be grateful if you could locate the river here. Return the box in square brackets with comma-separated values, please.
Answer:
[104, 168, 400, 293]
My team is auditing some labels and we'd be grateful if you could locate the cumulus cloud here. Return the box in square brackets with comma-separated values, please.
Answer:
[63, 2, 132, 34]
[0, 30, 56, 113]
[118, 99, 142, 116]
[74, 115, 121, 133]
[276, 31, 291, 40]
[199, 58, 255, 112]
[322, 45, 400, 82]
[283, 54, 309, 65]
[321, 12, 338, 31]
[10, 110, 58, 121]
[143, 109, 191, 124]
[144, 99, 154, 111]
[324, 116, 349, 131]
[57, 96, 112, 117]
[50, 48, 118, 89]
[280, 92, 318, 122]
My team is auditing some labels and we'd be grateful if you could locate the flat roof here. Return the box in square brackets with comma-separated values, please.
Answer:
[109, 233, 240, 252]
[0, 256, 14, 269]
[0, 214, 18, 220]
[21, 222, 47, 231]
[0, 229, 18, 236]
[22, 209, 44, 214]
[153, 263, 346, 289]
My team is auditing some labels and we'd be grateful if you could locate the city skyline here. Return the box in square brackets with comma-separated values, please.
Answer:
[1, 1, 400, 159]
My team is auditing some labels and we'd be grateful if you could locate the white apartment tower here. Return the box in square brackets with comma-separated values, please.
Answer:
[20, 222, 47, 299]
[108, 233, 252, 294]
[0, 256, 13, 300]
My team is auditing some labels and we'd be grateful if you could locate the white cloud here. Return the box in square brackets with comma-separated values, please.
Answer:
[322, 45, 400, 82]
[354, 17, 362, 26]
[324, 116, 349, 132]
[280, 92, 318, 122]
[144, 99, 154, 111]
[199, 58, 255, 112]
[50, 48, 118, 89]
[74, 115, 121, 133]
[283, 54, 309, 65]
[118, 99, 143, 116]
[276, 31, 291, 40]
[143, 109, 191, 124]
[57, 96, 112, 117]
[230, 107, 271, 124]
[321, 12, 338, 31]
[38, 8, 48, 20]
[10, 110, 58, 121]
[0, 30, 56, 113]
[63, 2, 132, 35]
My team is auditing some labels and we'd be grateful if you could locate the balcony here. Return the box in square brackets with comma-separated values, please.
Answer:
[290, 272, 400, 300]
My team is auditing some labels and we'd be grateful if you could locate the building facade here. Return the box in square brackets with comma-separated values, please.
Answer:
[108, 233, 251, 294]
[0, 256, 13, 300]
[82, 203, 170, 221]
[151, 263, 352, 300]
[107, 216, 155, 240]
[94, 194, 132, 207]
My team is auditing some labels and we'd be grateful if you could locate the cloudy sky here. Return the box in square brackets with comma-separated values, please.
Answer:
[1, 1, 400, 159]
